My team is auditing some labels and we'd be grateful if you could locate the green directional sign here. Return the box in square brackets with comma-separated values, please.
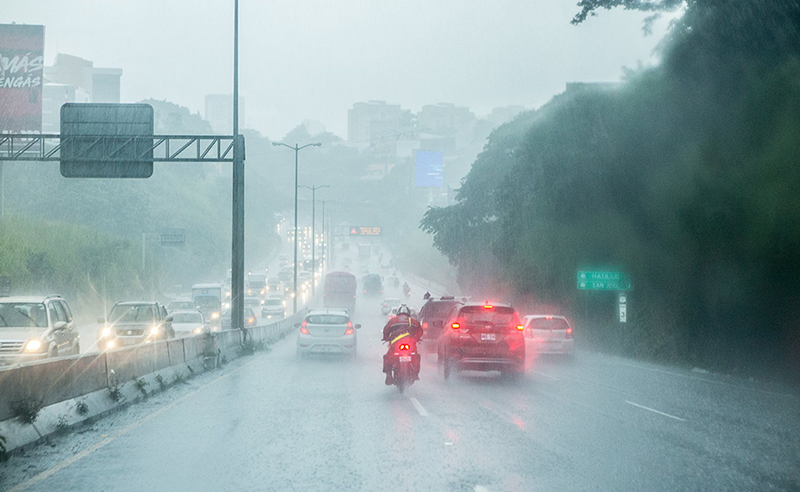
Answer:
[577, 271, 631, 291]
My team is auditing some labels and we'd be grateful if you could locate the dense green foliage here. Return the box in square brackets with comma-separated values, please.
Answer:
[422, 0, 800, 379]
[0, 216, 142, 318]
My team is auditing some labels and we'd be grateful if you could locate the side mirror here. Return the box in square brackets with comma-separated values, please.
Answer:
[165, 316, 174, 322]
[433, 320, 443, 328]
[294, 323, 301, 328]
[53, 321, 67, 330]
[355, 324, 361, 330]
[97, 317, 106, 324]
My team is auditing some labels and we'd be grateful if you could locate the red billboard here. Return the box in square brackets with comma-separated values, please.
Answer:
[0, 24, 44, 132]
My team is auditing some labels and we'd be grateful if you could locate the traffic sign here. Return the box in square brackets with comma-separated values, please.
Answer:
[619, 304, 627, 323]
[60, 103, 154, 178]
[159, 229, 185, 246]
[577, 271, 631, 291]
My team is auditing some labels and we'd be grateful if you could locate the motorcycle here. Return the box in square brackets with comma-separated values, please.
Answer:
[385, 331, 421, 393]
[403, 285, 411, 298]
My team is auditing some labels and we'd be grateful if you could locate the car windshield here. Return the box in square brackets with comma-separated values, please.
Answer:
[168, 301, 194, 310]
[264, 299, 282, 307]
[307, 314, 348, 325]
[194, 296, 220, 310]
[0, 302, 47, 327]
[528, 317, 570, 330]
[109, 305, 155, 324]
[172, 312, 202, 323]
[460, 306, 516, 326]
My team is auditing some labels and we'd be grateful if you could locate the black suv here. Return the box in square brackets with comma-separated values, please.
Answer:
[362, 274, 383, 296]
[418, 296, 463, 351]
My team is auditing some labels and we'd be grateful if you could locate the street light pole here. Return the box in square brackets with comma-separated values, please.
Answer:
[300, 185, 329, 296]
[230, 0, 246, 335]
[272, 142, 321, 313]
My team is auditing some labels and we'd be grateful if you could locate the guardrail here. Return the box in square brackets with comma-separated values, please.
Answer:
[0, 310, 306, 423]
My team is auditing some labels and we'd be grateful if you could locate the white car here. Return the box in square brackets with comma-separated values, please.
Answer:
[522, 315, 574, 356]
[170, 310, 206, 336]
[381, 298, 401, 315]
[296, 309, 360, 359]
[261, 296, 285, 319]
[0, 295, 80, 364]
[166, 299, 196, 313]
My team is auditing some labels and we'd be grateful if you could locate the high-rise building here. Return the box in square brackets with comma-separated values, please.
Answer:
[347, 101, 403, 147]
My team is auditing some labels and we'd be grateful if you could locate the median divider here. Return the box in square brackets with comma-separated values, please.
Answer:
[0, 307, 308, 455]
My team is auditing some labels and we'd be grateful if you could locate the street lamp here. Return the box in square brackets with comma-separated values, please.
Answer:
[272, 142, 321, 313]
[299, 185, 329, 296]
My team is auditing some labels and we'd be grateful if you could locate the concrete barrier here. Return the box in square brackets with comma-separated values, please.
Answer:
[0, 307, 310, 454]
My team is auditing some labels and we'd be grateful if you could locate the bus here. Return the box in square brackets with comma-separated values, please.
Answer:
[323, 271, 357, 314]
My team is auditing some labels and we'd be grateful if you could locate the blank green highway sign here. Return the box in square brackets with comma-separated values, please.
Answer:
[577, 271, 632, 291]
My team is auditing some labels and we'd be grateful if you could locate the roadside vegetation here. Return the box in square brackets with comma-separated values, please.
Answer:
[422, 0, 800, 381]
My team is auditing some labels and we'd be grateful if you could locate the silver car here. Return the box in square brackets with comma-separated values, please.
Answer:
[296, 309, 360, 359]
[0, 295, 80, 364]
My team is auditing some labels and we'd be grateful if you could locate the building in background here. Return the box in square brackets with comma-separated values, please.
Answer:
[204, 94, 245, 134]
[347, 101, 405, 148]
[40, 53, 122, 132]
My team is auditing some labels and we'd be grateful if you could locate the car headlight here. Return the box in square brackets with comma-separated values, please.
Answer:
[150, 326, 160, 335]
[101, 327, 111, 337]
[24, 339, 43, 352]
[107, 340, 116, 349]
[211, 312, 220, 320]
[193, 327, 203, 334]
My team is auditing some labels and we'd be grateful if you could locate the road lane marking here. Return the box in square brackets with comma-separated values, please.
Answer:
[7, 358, 260, 492]
[409, 397, 429, 417]
[625, 400, 686, 422]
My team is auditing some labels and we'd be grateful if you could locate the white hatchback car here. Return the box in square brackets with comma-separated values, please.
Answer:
[523, 315, 574, 357]
[170, 310, 207, 336]
[296, 309, 360, 359]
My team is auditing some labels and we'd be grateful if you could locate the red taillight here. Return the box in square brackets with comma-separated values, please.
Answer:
[344, 328, 354, 335]
[483, 304, 493, 310]
[300, 326, 309, 334]
[422, 322, 428, 330]
[301, 320, 307, 327]
[565, 327, 573, 339]
[399, 344, 409, 350]
[516, 324, 524, 331]
[347, 321, 353, 328]
[451, 322, 460, 330]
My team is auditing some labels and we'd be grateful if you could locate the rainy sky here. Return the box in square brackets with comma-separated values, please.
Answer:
[3, 0, 674, 138]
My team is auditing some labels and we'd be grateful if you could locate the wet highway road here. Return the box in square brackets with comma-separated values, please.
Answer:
[3, 281, 799, 491]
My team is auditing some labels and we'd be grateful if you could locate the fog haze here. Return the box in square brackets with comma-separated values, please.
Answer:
[3, 0, 672, 137]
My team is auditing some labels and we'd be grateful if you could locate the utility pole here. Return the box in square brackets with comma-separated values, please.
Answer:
[231, 0, 246, 335]
[300, 185, 329, 296]
[272, 142, 321, 313]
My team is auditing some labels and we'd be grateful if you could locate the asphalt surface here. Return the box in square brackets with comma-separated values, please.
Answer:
[2, 258, 799, 491]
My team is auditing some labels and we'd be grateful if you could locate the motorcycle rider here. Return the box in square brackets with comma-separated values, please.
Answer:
[402, 282, 411, 297]
[382, 304, 423, 385]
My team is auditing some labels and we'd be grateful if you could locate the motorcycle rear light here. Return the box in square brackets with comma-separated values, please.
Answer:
[399, 344, 409, 350]
[516, 324, 524, 330]
[344, 328, 354, 335]
[451, 322, 460, 329]
[422, 322, 428, 330]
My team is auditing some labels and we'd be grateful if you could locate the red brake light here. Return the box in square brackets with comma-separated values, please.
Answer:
[344, 328, 354, 335]
[516, 324, 524, 331]
[483, 304, 493, 310]
[565, 327, 573, 339]
[399, 344, 409, 350]
[451, 322, 460, 330]
[422, 322, 428, 330]
[300, 326, 309, 334]
[301, 320, 307, 327]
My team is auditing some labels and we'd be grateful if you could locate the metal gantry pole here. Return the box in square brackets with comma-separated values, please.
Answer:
[293, 144, 299, 314]
[231, 0, 246, 334]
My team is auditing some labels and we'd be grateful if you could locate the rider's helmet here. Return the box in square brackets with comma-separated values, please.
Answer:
[397, 304, 412, 317]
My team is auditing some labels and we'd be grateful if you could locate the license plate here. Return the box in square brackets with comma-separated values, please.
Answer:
[122, 338, 137, 346]
[399, 356, 412, 362]
[481, 333, 496, 341]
